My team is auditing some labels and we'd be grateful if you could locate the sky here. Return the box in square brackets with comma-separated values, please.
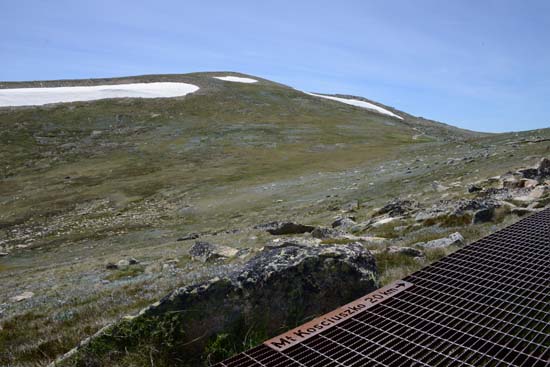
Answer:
[1, 0, 549, 133]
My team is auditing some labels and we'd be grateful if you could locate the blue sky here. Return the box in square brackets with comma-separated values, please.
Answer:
[1, 0, 549, 132]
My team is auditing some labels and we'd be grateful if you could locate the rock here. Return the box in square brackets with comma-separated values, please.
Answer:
[331, 217, 356, 229]
[415, 211, 444, 222]
[0, 252, 8, 257]
[128, 258, 139, 265]
[177, 233, 200, 241]
[502, 177, 521, 189]
[272, 237, 322, 248]
[10, 291, 34, 302]
[73, 243, 377, 363]
[189, 241, 239, 262]
[371, 216, 402, 228]
[105, 263, 118, 270]
[520, 179, 539, 188]
[416, 232, 464, 249]
[517, 158, 550, 180]
[117, 259, 130, 267]
[537, 157, 550, 177]
[311, 227, 342, 239]
[514, 186, 549, 203]
[258, 221, 315, 235]
[473, 207, 495, 223]
[517, 168, 539, 179]
[388, 246, 424, 257]
[467, 184, 483, 193]
[377, 199, 418, 217]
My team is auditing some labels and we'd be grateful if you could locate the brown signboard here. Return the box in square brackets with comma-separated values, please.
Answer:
[264, 280, 414, 351]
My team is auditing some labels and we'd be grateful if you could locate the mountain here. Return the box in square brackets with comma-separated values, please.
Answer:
[0, 72, 549, 366]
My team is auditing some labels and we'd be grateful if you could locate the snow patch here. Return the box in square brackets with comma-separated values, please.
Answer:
[0, 82, 199, 107]
[213, 76, 258, 83]
[305, 92, 403, 120]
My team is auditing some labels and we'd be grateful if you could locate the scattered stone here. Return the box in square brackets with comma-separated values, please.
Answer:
[274, 237, 322, 247]
[117, 259, 130, 268]
[10, 291, 34, 302]
[473, 207, 495, 223]
[331, 217, 356, 229]
[520, 179, 539, 188]
[537, 157, 550, 177]
[416, 232, 465, 249]
[257, 221, 315, 235]
[105, 263, 118, 270]
[371, 216, 402, 228]
[189, 241, 239, 262]
[502, 177, 521, 189]
[377, 199, 418, 217]
[514, 186, 549, 202]
[518, 168, 538, 179]
[311, 227, 342, 239]
[177, 233, 200, 241]
[467, 184, 483, 193]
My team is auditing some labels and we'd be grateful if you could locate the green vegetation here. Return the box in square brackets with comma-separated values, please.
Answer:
[0, 72, 549, 366]
[105, 265, 145, 281]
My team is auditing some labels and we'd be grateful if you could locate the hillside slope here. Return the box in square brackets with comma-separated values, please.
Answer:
[0, 72, 548, 366]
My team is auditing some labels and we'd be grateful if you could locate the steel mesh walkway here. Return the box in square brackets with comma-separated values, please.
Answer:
[216, 208, 550, 367]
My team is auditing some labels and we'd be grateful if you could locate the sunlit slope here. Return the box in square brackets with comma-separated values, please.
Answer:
[0, 71, 481, 231]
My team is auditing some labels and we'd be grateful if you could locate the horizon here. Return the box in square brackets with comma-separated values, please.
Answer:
[1, 0, 549, 133]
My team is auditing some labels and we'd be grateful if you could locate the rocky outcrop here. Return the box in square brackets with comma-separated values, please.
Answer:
[257, 221, 316, 235]
[59, 242, 377, 366]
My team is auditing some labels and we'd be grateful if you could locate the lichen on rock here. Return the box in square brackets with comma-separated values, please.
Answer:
[56, 242, 378, 366]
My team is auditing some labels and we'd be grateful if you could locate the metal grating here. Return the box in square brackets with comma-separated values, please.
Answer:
[215, 208, 550, 367]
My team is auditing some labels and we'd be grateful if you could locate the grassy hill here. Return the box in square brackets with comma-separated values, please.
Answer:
[0, 72, 548, 366]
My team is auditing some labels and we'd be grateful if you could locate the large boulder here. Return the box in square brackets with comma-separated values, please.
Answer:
[59, 243, 378, 366]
